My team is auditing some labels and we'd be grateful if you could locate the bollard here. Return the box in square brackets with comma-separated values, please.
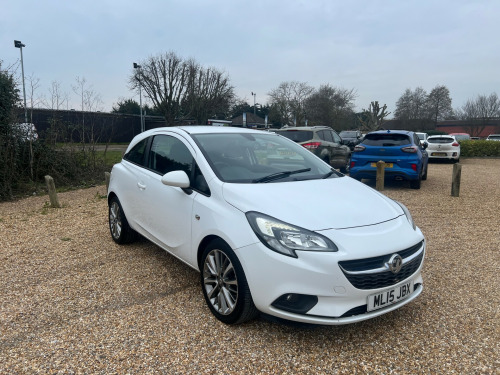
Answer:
[451, 163, 462, 197]
[44, 175, 61, 208]
[105, 172, 111, 194]
[376, 161, 385, 191]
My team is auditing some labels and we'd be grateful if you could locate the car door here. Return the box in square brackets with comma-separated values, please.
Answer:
[414, 133, 429, 171]
[329, 130, 349, 166]
[136, 134, 198, 257]
[316, 130, 334, 163]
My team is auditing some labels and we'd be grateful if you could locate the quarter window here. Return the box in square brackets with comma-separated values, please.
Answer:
[331, 131, 342, 144]
[124, 138, 149, 166]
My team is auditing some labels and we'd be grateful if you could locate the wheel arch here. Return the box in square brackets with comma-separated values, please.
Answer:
[197, 235, 228, 271]
[107, 191, 117, 206]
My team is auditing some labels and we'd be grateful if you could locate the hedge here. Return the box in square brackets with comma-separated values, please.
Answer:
[459, 140, 500, 157]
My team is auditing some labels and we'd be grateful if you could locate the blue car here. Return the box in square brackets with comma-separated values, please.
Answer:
[350, 130, 429, 189]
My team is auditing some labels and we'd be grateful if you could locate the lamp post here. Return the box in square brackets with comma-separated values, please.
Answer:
[133, 63, 144, 132]
[251, 92, 256, 115]
[14, 40, 28, 124]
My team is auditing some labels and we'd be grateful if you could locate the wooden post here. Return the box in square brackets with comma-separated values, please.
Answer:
[451, 163, 462, 197]
[105, 172, 111, 193]
[44, 175, 61, 208]
[376, 161, 385, 191]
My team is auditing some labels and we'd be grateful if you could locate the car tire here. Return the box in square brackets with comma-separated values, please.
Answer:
[201, 239, 259, 324]
[340, 157, 350, 174]
[410, 177, 421, 189]
[109, 196, 136, 244]
[422, 165, 428, 181]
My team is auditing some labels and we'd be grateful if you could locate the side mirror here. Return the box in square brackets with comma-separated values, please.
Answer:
[161, 170, 190, 188]
[422, 141, 428, 149]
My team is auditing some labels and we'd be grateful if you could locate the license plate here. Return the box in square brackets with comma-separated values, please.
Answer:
[370, 162, 393, 168]
[367, 281, 414, 312]
[431, 152, 447, 156]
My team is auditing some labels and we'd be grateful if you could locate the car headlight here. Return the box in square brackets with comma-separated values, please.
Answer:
[394, 201, 416, 230]
[246, 211, 338, 258]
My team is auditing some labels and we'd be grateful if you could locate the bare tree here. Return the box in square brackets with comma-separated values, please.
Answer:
[182, 63, 234, 123]
[26, 73, 41, 124]
[131, 52, 233, 125]
[131, 52, 188, 125]
[358, 101, 391, 131]
[395, 87, 429, 121]
[46, 80, 68, 110]
[305, 85, 356, 127]
[268, 81, 314, 126]
[457, 93, 500, 137]
[427, 85, 453, 124]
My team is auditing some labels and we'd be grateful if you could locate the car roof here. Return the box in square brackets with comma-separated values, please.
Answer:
[427, 134, 454, 138]
[277, 126, 331, 131]
[144, 125, 268, 136]
[367, 130, 413, 135]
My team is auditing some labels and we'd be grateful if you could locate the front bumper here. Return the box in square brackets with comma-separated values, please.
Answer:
[237, 217, 425, 325]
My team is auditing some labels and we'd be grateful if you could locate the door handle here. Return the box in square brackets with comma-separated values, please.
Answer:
[137, 182, 146, 190]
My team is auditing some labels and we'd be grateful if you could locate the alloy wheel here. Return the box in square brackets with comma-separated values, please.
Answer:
[203, 249, 238, 315]
[109, 201, 122, 239]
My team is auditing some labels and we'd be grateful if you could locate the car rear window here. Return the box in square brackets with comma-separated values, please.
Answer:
[276, 130, 313, 143]
[427, 137, 454, 144]
[362, 133, 411, 146]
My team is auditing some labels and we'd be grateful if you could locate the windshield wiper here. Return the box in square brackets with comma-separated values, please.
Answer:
[252, 168, 311, 183]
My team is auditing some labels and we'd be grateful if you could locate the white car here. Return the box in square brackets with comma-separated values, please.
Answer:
[415, 132, 428, 144]
[108, 126, 425, 325]
[426, 135, 461, 162]
[486, 134, 500, 141]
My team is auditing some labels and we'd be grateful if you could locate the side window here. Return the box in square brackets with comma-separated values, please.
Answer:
[149, 135, 193, 176]
[149, 134, 210, 195]
[322, 130, 334, 142]
[331, 131, 341, 143]
[124, 138, 149, 166]
[414, 134, 421, 146]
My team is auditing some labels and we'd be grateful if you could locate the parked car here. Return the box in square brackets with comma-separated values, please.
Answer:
[486, 134, 500, 141]
[449, 133, 470, 141]
[108, 126, 425, 325]
[339, 130, 363, 150]
[13, 123, 38, 141]
[415, 132, 428, 144]
[426, 135, 460, 163]
[350, 130, 429, 189]
[275, 126, 351, 172]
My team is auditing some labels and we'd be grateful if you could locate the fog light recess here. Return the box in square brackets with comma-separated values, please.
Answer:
[271, 293, 318, 314]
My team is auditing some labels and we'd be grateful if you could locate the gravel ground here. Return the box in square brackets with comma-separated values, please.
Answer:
[1, 158, 499, 374]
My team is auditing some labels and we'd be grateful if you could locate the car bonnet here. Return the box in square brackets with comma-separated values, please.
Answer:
[221, 177, 402, 231]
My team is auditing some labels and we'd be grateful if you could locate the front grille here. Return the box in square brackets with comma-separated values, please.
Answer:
[338, 241, 424, 290]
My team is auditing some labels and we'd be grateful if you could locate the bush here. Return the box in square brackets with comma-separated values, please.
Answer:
[459, 140, 500, 157]
[0, 134, 113, 200]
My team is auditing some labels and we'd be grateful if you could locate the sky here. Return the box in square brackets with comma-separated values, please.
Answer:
[2, 0, 500, 117]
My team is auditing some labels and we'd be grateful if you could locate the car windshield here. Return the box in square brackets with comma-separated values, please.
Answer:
[416, 133, 426, 140]
[274, 130, 313, 142]
[340, 131, 357, 137]
[427, 137, 454, 144]
[192, 132, 337, 183]
[488, 135, 500, 140]
[362, 133, 411, 146]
